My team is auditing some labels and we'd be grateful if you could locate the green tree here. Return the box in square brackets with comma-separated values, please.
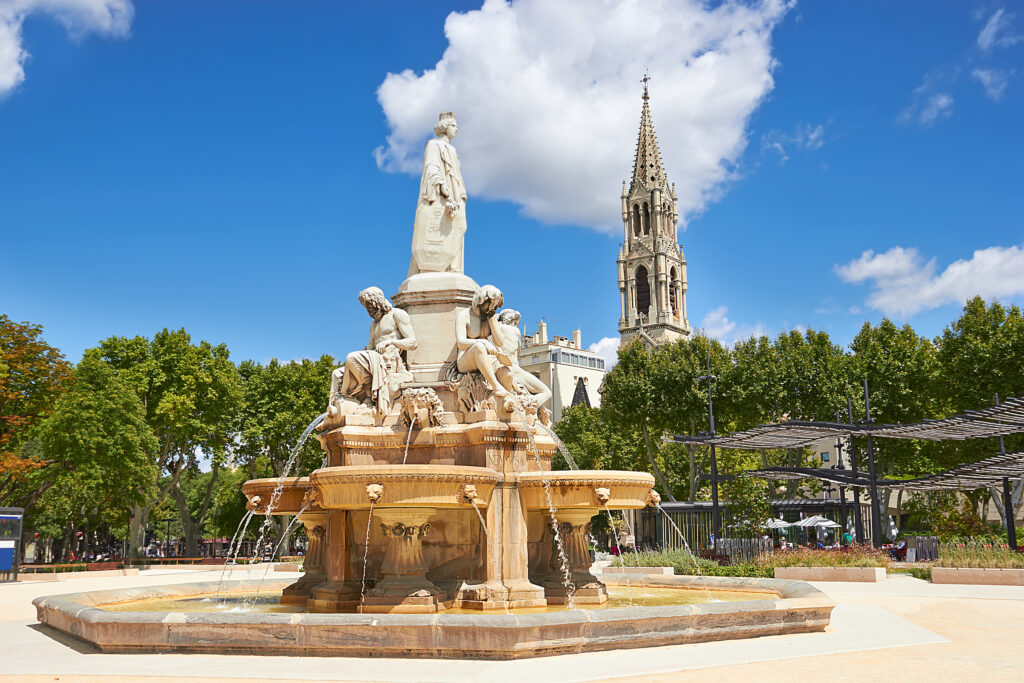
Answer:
[849, 319, 937, 522]
[29, 352, 157, 555]
[553, 404, 642, 471]
[97, 329, 242, 558]
[0, 314, 74, 506]
[234, 356, 334, 554]
[934, 297, 1024, 525]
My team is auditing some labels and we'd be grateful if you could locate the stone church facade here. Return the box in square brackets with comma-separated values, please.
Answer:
[617, 84, 691, 348]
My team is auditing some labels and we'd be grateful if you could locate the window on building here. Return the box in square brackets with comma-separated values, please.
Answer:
[642, 202, 650, 235]
[820, 452, 830, 462]
[631, 204, 641, 237]
[669, 267, 678, 316]
[635, 265, 651, 318]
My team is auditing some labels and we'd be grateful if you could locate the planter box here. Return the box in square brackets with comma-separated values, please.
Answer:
[931, 567, 1024, 585]
[600, 566, 674, 576]
[774, 567, 886, 582]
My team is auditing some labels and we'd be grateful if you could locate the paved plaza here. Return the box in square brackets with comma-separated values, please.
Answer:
[1, 568, 1021, 682]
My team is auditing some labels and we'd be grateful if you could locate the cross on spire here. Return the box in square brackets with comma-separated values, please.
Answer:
[641, 71, 650, 100]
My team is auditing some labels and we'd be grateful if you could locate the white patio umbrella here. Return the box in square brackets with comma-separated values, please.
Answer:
[766, 518, 792, 529]
[793, 515, 840, 528]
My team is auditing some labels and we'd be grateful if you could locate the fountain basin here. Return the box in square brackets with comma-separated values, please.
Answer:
[310, 465, 500, 509]
[33, 575, 834, 658]
[241, 477, 312, 515]
[516, 470, 655, 511]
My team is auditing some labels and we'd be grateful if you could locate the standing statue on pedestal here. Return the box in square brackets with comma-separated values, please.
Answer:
[409, 111, 467, 275]
[328, 287, 417, 418]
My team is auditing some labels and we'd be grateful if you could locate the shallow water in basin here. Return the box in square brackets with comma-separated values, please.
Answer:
[103, 586, 774, 615]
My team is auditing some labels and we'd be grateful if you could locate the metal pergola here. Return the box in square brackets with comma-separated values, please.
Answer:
[669, 392, 1024, 549]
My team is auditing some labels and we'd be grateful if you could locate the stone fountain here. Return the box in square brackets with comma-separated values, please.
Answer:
[33, 111, 834, 657]
[242, 110, 656, 613]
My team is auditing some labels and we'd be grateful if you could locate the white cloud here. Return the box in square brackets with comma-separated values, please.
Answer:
[978, 8, 1022, 51]
[0, 0, 132, 98]
[375, 0, 791, 232]
[848, 305, 862, 315]
[760, 121, 826, 164]
[588, 336, 620, 370]
[835, 244, 1024, 317]
[898, 69, 955, 126]
[972, 68, 1011, 100]
[918, 93, 954, 125]
[699, 306, 767, 346]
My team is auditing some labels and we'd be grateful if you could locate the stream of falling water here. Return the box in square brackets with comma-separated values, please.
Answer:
[248, 413, 326, 567]
[244, 501, 313, 609]
[538, 424, 578, 470]
[359, 500, 375, 608]
[603, 504, 633, 606]
[215, 509, 255, 603]
[402, 415, 416, 465]
[468, 499, 489, 538]
[511, 403, 576, 609]
[655, 503, 715, 601]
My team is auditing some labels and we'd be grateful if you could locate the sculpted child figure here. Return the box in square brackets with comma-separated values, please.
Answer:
[455, 284, 516, 401]
[494, 308, 552, 408]
[329, 287, 417, 417]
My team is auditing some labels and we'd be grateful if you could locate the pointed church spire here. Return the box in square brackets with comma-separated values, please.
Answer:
[628, 76, 670, 197]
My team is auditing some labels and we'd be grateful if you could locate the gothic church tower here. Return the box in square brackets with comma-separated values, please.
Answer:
[618, 81, 690, 347]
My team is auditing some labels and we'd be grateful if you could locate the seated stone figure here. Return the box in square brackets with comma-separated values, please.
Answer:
[455, 285, 517, 402]
[494, 308, 552, 409]
[329, 287, 417, 418]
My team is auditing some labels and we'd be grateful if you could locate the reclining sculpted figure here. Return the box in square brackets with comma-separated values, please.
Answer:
[328, 287, 417, 417]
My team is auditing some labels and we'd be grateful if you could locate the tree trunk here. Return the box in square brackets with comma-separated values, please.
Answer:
[641, 424, 676, 502]
[170, 483, 203, 558]
[128, 504, 151, 559]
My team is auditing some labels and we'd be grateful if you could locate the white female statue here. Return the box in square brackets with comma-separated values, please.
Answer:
[409, 111, 467, 275]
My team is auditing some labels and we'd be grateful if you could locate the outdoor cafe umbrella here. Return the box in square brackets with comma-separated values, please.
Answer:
[766, 518, 792, 529]
[793, 515, 840, 528]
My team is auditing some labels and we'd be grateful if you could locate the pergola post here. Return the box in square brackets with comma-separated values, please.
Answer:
[1003, 477, 1018, 550]
[863, 381, 884, 549]
[847, 397, 866, 545]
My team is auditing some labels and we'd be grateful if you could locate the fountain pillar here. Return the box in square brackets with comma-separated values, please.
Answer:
[308, 510, 360, 611]
[281, 511, 328, 605]
[544, 509, 607, 605]
[361, 507, 444, 613]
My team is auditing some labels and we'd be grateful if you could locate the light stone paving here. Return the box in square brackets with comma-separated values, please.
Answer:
[5, 571, 1017, 681]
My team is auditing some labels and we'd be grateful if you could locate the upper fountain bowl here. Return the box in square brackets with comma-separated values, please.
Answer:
[516, 470, 656, 511]
[310, 464, 500, 509]
[242, 476, 313, 515]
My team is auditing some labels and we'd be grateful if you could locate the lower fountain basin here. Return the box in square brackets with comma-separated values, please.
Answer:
[310, 464, 500, 509]
[33, 575, 834, 658]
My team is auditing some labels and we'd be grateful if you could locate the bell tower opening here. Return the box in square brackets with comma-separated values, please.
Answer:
[635, 265, 651, 319]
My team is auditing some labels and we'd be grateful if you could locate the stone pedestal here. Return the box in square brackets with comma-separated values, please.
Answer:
[392, 272, 478, 385]
[281, 511, 327, 605]
[361, 507, 444, 613]
[308, 510, 361, 612]
[543, 509, 607, 605]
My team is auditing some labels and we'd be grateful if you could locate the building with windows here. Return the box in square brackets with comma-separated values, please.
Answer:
[517, 321, 607, 422]
[617, 82, 691, 348]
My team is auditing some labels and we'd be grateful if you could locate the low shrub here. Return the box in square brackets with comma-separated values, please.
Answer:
[761, 545, 890, 569]
[612, 545, 886, 579]
[936, 539, 1024, 568]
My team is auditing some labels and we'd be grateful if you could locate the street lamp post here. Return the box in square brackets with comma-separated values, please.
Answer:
[697, 350, 721, 550]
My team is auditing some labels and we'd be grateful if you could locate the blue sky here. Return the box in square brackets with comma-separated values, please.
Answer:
[1, 1, 1021, 368]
